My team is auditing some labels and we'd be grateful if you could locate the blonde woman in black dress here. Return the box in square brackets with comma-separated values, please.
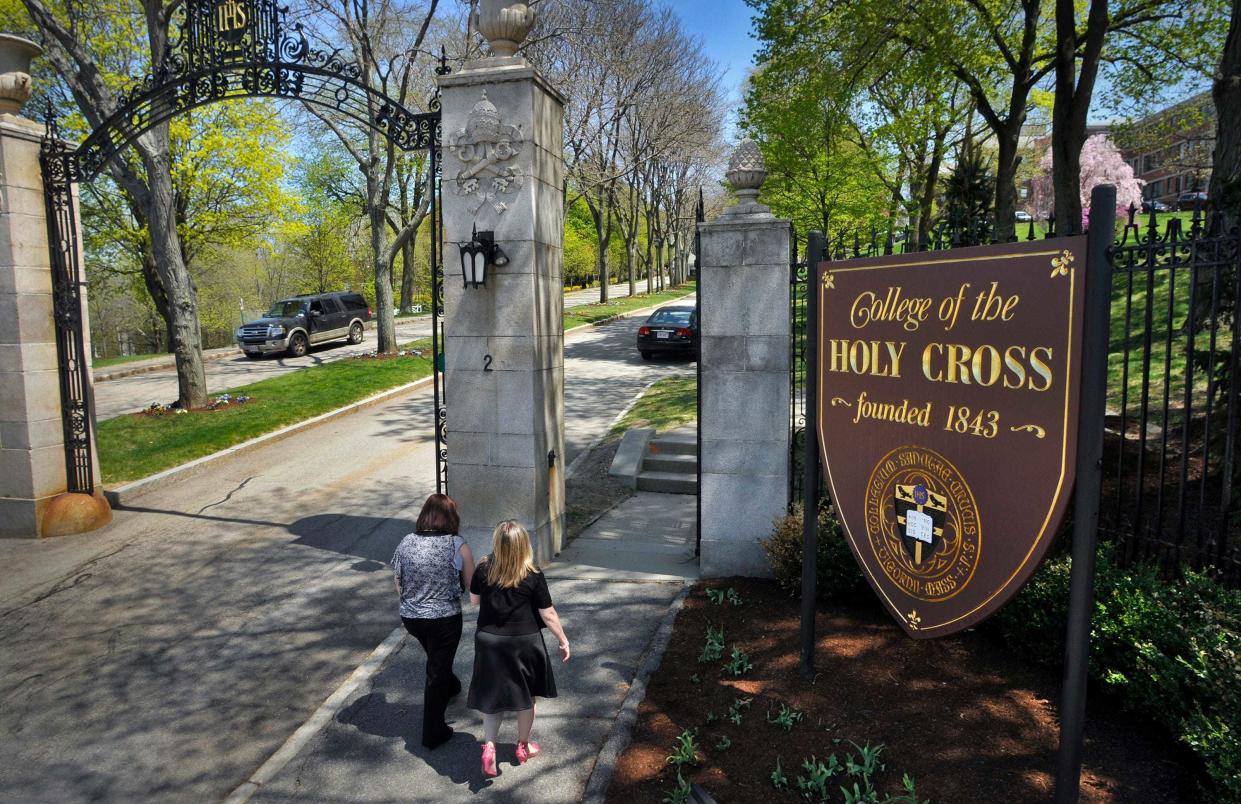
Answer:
[468, 520, 570, 777]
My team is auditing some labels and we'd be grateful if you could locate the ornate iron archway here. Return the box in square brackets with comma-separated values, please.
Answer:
[40, 0, 449, 495]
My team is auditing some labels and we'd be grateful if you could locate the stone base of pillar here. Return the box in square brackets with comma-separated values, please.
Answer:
[40, 491, 112, 538]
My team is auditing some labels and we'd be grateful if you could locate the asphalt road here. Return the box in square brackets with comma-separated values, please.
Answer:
[0, 311, 693, 802]
[93, 276, 674, 422]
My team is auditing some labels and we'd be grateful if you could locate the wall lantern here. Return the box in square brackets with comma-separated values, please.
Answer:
[458, 225, 509, 289]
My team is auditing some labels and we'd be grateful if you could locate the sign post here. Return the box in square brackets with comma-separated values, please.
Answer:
[800, 230, 826, 679]
[1054, 185, 1117, 803]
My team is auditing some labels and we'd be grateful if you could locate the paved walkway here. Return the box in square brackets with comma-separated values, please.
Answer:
[248, 492, 696, 803]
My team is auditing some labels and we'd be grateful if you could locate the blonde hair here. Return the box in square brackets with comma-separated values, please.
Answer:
[486, 520, 538, 589]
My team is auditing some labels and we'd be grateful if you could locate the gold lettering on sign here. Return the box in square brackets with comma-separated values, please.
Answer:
[217, 0, 248, 34]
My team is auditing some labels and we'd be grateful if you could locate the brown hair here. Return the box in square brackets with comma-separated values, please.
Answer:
[416, 494, 460, 535]
[486, 520, 537, 589]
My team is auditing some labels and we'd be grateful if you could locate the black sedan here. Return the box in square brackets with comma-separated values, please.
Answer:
[637, 305, 697, 360]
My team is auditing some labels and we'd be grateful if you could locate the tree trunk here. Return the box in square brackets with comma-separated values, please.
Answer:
[993, 125, 1022, 242]
[400, 239, 416, 314]
[586, 196, 611, 303]
[1211, 0, 1241, 229]
[371, 190, 396, 353]
[140, 134, 207, 408]
[1052, 0, 1108, 235]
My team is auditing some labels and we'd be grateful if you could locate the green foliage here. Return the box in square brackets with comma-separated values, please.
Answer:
[763, 504, 869, 602]
[665, 729, 700, 767]
[994, 545, 1241, 800]
[766, 703, 805, 732]
[706, 587, 744, 607]
[714, 734, 732, 751]
[698, 625, 725, 664]
[781, 745, 924, 804]
[661, 769, 692, 804]
[723, 646, 753, 678]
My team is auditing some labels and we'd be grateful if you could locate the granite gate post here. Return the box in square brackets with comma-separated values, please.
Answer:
[0, 34, 110, 538]
[438, 6, 567, 561]
[698, 139, 791, 576]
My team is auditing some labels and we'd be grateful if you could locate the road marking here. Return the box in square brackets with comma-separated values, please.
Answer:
[223, 626, 407, 803]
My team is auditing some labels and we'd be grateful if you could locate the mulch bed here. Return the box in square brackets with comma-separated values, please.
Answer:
[608, 579, 1193, 803]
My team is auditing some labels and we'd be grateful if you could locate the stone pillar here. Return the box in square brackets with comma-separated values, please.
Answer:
[439, 24, 566, 561]
[698, 139, 791, 576]
[0, 34, 109, 538]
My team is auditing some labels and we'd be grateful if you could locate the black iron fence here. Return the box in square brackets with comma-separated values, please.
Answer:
[790, 207, 1241, 587]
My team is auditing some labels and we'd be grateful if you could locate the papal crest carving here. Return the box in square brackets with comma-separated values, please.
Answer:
[448, 90, 524, 215]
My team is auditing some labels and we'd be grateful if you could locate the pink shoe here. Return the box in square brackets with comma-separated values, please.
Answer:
[516, 741, 541, 764]
[481, 741, 498, 777]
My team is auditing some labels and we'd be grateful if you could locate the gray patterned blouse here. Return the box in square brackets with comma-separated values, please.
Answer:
[391, 533, 465, 619]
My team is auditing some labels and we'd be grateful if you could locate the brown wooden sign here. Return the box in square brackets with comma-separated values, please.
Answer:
[816, 237, 1088, 638]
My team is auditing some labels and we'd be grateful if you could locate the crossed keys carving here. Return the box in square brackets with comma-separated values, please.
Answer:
[448, 90, 525, 215]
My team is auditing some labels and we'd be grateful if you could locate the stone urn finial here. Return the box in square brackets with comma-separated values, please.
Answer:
[477, 0, 536, 58]
[0, 34, 43, 116]
[725, 138, 770, 215]
[727, 138, 767, 203]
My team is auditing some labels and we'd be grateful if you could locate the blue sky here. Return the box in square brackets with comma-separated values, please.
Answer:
[662, 0, 759, 137]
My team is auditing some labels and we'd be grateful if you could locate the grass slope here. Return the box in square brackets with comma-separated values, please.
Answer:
[98, 349, 432, 484]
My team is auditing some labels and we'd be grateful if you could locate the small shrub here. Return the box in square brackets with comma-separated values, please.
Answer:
[706, 587, 745, 607]
[727, 696, 752, 725]
[715, 734, 732, 751]
[666, 729, 700, 767]
[763, 504, 869, 602]
[994, 544, 1241, 801]
[661, 769, 692, 804]
[698, 624, 725, 663]
[770, 756, 788, 790]
[723, 646, 753, 677]
[795, 754, 840, 802]
[766, 702, 805, 731]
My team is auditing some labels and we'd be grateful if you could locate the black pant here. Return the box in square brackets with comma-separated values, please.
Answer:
[402, 613, 463, 747]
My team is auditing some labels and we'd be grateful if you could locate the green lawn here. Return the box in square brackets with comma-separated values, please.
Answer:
[611, 375, 697, 436]
[564, 282, 696, 330]
[98, 344, 433, 484]
[94, 352, 163, 369]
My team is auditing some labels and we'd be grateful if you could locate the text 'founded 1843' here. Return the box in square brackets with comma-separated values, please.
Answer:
[816, 237, 1088, 638]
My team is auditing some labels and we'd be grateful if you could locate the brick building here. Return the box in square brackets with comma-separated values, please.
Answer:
[1115, 91, 1215, 209]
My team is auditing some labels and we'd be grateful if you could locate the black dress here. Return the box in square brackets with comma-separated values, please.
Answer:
[467, 563, 558, 714]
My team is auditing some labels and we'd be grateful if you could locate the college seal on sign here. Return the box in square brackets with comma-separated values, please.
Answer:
[865, 446, 979, 605]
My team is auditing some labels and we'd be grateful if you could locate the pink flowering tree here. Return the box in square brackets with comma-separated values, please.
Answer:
[1032, 134, 1144, 228]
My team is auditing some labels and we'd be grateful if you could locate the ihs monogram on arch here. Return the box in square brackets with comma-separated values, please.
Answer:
[448, 90, 526, 217]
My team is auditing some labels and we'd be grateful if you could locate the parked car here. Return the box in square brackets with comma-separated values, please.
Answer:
[637, 304, 697, 360]
[1142, 199, 1172, 214]
[236, 292, 373, 358]
[1176, 191, 1208, 211]
[1015, 210, 1033, 223]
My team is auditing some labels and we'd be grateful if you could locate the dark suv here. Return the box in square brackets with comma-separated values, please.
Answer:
[236, 292, 373, 358]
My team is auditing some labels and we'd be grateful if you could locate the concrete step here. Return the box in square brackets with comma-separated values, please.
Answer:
[643, 453, 698, 474]
[648, 435, 697, 456]
[637, 470, 698, 495]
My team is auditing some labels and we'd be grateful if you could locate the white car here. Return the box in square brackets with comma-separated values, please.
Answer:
[1015, 210, 1034, 223]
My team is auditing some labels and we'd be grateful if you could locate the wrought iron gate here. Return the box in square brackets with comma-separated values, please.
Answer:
[39, 0, 449, 495]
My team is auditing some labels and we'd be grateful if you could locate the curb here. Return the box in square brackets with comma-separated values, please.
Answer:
[582, 582, 691, 802]
[104, 374, 435, 507]
[223, 626, 409, 804]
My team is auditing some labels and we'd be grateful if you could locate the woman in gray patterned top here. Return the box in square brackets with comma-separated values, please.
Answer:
[391, 494, 476, 749]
